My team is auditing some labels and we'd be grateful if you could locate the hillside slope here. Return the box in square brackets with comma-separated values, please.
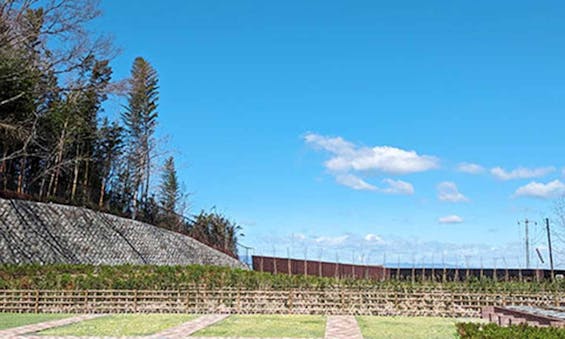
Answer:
[0, 198, 246, 268]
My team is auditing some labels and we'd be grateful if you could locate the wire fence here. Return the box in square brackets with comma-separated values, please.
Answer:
[244, 238, 565, 275]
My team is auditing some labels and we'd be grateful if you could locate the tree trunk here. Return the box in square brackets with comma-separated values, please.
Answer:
[39, 176, 46, 198]
[71, 146, 80, 201]
[51, 120, 68, 197]
[144, 153, 150, 203]
[98, 177, 106, 209]
[82, 155, 89, 200]
[131, 189, 138, 220]
[17, 156, 26, 193]
[0, 146, 7, 190]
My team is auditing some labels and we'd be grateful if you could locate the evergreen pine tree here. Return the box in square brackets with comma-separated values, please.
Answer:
[121, 57, 159, 218]
[159, 156, 179, 213]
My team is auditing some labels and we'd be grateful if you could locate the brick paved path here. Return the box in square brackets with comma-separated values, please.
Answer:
[0, 314, 104, 338]
[324, 315, 363, 339]
[155, 314, 230, 337]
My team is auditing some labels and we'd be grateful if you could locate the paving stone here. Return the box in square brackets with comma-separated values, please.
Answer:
[324, 315, 363, 339]
[155, 314, 230, 337]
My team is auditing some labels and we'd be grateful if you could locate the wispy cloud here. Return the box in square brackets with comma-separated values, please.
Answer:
[490, 166, 555, 180]
[514, 180, 565, 199]
[315, 235, 350, 246]
[334, 175, 414, 195]
[380, 178, 414, 195]
[438, 215, 464, 224]
[335, 174, 377, 191]
[437, 182, 468, 202]
[457, 162, 485, 174]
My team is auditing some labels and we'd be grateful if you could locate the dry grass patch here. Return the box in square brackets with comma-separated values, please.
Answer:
[193, 314, 326, 338]
[37, 314, 196, 336]
[0, 313, 72, 330]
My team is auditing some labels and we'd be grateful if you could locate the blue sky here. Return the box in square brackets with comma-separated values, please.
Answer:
[97, 1, 565, 268]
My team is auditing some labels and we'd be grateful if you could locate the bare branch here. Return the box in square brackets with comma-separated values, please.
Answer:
[0, 92, 25, 106]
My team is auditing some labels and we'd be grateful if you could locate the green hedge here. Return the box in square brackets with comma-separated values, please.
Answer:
[457, 322, 565, 339]
[1, 264, 564, 291]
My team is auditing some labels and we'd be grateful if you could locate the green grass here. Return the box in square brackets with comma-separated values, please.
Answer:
[193, 315, 326, 338]
[37, 313, 196, 336]
[0, 313, 72, 330]
[357, 316, 484, 339]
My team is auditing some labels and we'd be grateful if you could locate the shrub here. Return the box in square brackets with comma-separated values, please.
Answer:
[457, 322, 565, 339]
[0, 264, 564, 291]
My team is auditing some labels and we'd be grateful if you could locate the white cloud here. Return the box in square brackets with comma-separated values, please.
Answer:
[334, 175, 414, 195]
[437, 182, 468, 202]
[304, 133, 355, 155]
[335, 174, 377, 191]
[438, 215, 464, 224]
[304, 133, 436, 193]
[364, 234, 385, 244]
[305, 133, 439, 175]
[514, 180, 565, 199]
[315, 235, 349, 246]
[490, 166, 555, 180]
[380, 178, 415, 195]
[293, 233, 306, 241]
[457, 163, 485, 174]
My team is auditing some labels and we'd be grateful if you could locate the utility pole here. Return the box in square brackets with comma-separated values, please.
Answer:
[519, 219, 531, 269]
[525, 219, 530, 269]
[546, 218, 555, 281]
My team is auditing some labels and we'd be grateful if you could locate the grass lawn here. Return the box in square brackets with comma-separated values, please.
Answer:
[357, 316, 483, 339]
[0, 313, 72, 330]
[37, 313, 196, 336]
[193, 315, 326, 338]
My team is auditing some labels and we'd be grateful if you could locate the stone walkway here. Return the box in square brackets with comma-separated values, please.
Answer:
[324, 315, 363, 339]
[0, 314, 104, 339]
[6, 313, 364, 339]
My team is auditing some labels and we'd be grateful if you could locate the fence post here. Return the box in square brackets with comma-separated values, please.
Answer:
[340, 289, 345, 313]
[288, 289, 293, 313]
[260, 257, 264, 273]
[186, 289, 191, 313]
[134, 289, 138, 313]
[335, 262, 339, 279]
[83, 290, 88, 313]
[34, 290, 39, 314]
[236, 288, 241, 313]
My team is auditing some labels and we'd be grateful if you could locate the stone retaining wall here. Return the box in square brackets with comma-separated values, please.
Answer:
[0, 198, 246, 268]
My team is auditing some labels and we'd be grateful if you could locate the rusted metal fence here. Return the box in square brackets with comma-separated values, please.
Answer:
[1, 288, 562, 318]
[252, 255, 563, 282]
[252, 255, 389, 280]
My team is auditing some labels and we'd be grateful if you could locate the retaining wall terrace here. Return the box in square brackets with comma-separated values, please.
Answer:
[1, 288, 563, 317]
[0, 198, 246, 268]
